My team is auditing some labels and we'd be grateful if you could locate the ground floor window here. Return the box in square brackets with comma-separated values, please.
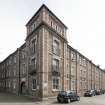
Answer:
[52, 78, 59, 90]
[9, 81, 11, 88]
[32, 79, 37, 89]
[71, 79, 76, 90]
[13, 80, 16, 89]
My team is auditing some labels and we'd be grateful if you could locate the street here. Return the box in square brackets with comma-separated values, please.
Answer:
[0, 92, 105, 105]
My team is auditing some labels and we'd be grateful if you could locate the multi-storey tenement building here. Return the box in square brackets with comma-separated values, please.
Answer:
[0, 4, 105, 100]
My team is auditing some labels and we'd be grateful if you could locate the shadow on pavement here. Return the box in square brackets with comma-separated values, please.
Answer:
[52, 101, 69, 104]
[0, 92, 40, 103]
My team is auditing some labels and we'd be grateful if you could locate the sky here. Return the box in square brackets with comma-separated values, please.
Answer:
[0, 0, 105, 69]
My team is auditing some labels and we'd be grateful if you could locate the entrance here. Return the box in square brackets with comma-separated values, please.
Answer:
[20, 82, 26, 94]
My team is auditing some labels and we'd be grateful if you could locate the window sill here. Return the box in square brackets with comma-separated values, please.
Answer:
[53, 52, 60, 57]
[52, 89, 60, 92]
[32, 89, 37, 91]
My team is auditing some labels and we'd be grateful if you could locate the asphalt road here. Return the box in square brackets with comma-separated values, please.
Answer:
[0, 92, 105, 105]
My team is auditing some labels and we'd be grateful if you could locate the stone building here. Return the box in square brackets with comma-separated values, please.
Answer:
[0, 4, 105, 100]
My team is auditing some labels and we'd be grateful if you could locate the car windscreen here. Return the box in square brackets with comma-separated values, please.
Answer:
[59, 91, 67, 95]
[86, 90, 91, 92]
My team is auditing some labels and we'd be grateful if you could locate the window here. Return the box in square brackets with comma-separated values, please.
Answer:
[13, 83, 16, 89]
[71, 52, 76, 61]
[3, 73, 4, 78]
[31, 58, 35, 64]
[53, 78, 59, 90]
[35, 59, 36, 69]
[32, 79, 37, 89]
[53, 40, 59, 55]
[64, 28, 66, 36]
[71, 80, 76, 90]
[51, 21, 53, 27]
[7, 61, 8, 66]
[31, 39, 36, 54]
[80, 69, 82, 76]
[60, 29, 62, 35]
[29, 26, 32, 32]
[31, 58, 37, 69]
[67, 64, 69, 72]
[13, 80, 16, 89]
[9, 81, 11, 88]
[22, 52, 25, 59]
[79, 57, 82, 65]
[9, 60, 11, 65]
[22, 64, 25, 74]
[83, 58, 86, 66]
[34, 23, 36, 28]
[53, 59, 59, 71]
[56, 25, 58, 30]
[14, 56, 16, 63]
[2, 74, 3, 78]
[8, 70, 10, 77]
[71, 65, 76, 76]
[67, 80, 69, 90]
[13, 70, 16, 76]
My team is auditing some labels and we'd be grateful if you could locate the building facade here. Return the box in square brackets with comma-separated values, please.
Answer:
[0, 4, 105, 100]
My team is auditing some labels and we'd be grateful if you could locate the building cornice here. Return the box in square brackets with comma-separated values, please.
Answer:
[26, 21, 68, 43]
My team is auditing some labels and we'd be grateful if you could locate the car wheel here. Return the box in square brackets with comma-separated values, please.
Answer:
[60, 98, 64, 103]
[65, 99, 68, 103]
[77, 97, 80, 101]
[57, 97, 61, 103]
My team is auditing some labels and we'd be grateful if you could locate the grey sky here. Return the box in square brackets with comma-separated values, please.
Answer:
[0, 0, 105, 69]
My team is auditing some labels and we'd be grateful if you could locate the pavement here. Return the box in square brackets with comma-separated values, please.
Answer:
[0, 92, 105, 105]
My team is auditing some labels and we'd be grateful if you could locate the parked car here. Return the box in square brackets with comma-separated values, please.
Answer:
[57, 90, 80, 103]
[84, 90, 96, 97]
[95, 90, 101, 95]
[100, 89, 105, 94]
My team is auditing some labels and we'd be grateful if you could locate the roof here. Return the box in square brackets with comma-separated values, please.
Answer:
[19, 43, 26, 50]
[67, 44, 104, 70]
[26, 4, 68, 29]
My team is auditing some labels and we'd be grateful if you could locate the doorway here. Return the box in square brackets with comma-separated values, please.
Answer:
[20, 82, 26, 94]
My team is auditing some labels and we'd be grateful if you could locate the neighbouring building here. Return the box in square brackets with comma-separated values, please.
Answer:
[0, 4, 105, 100]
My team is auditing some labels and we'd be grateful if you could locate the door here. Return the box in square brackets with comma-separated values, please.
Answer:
[20, 82, 26, 94]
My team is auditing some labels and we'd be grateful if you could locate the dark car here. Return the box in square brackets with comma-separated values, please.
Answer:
[57, 90, 80, 103]
[100, 89, 105, 94]
[84, 90, 96, 97]
[95, 90, 101, 95]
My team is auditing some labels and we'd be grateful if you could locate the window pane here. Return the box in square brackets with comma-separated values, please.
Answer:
[33, 79, 37, 89]
[53, 40, 60, 55]
[53, 59, 59, 71]
[53, 78, 59, 89]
